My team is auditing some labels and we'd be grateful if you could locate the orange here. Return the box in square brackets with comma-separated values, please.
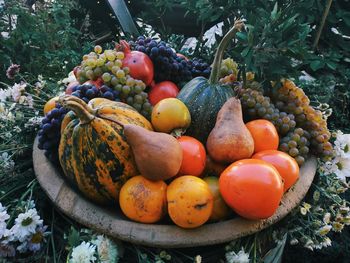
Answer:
[119, 176, 167, 223]
[252, 150, 299, 192]
[219, 159, 283, 220]
[203, 176, 230, 221]
[167, 176, 213, 228]
[43, 97, 59, 115]
[246, 119, 279, 153]
[177, 136, 206, 177]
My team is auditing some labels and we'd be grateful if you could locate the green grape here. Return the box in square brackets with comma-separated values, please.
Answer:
[126, 78, 135, 87]
[83, 54, 89, 61]
[134, 95, 143, 104]
[96, 58, 105, 67]
[105, 50, 116, 61]
[86, 58, 97, 68]
[300, 146, 309, 155]
[94, 45, 102, 54]
[115, 84, 122, 92]
[111, 66, 120, 75]
[279, 143, 289, 152]
[126, 97, 134, 105]
[93, 67, 103, 77]
[289, 148, 299, 157]
[102, 72, 112, 82]
[111, 76, 118, 86]
[295, 156, 305, 166]
[143, 102, 152, 111]
[115, 59, 123, 67]
[133, 103, 142, 111]
[116, 52, 125, 60]
[119, 77, 126, 85]
[288, 141, 297, 148]
[105, 61, 114, 70]
[116, 70, 125, 78]
[140, 92, 148, 100]
[134, 85, 142, 94]
[122, 85, 131, 95]
[123, 67, 130, 74]
[85, 70, 94, 80]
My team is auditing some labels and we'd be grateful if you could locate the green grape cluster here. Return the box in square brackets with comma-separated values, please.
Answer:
[279, 128, 311, 166]
[271, 79, 333, 160]
[239, 88, 296, 135]
[75, 45, 152, 118]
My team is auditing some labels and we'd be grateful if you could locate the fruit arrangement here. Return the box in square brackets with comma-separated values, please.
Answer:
[38, 20, 332, 229]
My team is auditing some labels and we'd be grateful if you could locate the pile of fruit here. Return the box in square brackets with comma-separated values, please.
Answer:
[38, 21, 333, 228]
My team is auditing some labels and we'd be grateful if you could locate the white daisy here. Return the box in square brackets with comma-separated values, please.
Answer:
[334, 131, 350, 158]
[10, 208, 43, 242]
[70, 241, 97, 263]
[225, 247, 250, 263]
[0, 203, 10, 239]
[10, 83, 26, 102]
[92, 235, 119, 263]
[335, 157, 350, 181]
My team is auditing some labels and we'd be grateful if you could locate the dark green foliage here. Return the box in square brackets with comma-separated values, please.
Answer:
[0, 0, 93, 82]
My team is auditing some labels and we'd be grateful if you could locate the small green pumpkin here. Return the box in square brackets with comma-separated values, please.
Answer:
[177, 20, 244, 143]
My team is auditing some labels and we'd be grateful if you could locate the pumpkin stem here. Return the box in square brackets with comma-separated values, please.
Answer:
[208, 20, 244, 85]
[60, 98, 95, 124]
[59, 95, 95, 114]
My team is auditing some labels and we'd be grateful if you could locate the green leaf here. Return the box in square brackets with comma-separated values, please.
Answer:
[326, 61, 337, 70]
[263, 233, 287, 263]
[241, 47, 251, 57]
[67, 227, 81, 248]
[271, 2, 278, 20]
[236, 32, 247, 42]
[310, 60, 325, 71]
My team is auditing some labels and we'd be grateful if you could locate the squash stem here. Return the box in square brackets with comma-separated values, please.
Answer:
[59, 95, 94, 114]
[208, 20, 244, 85]
[60, 100, 95, 124]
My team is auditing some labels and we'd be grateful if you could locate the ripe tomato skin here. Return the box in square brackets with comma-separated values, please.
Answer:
[219, 159, 283, 220]
[151, 98, 191, 133]
[148, 81, 179, 106]
[246, 120, 279, 153]
[177, 136, 206, 177]
[252, 150, 299, 192]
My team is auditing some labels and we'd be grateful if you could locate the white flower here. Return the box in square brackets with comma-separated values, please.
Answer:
[25, 116, 43, 128]
[0, 88, 11, 102]
[0, 203, 10, 239]
[225, 247, 250, 263]
[334, 131, 350, 158]
[10, 208, 43, 242]
[10, 83, 26, 102]
[304, 239, 314, 251]
[61, 71, 77, 85]
[92, 235, 118, 263]
[0, 152, 15, 173]
[319, 160, 338, 175]
[321, 237, 332, 248]
[323, 213, 331, 224]
[336, 157, 350, 181]
[317, 225, 332, 236]
[70, 241, 97, 263]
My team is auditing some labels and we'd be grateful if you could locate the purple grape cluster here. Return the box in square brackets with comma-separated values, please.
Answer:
[37, 103, 68, 163]
[70, 84, 120, 102]
[131, 36, 211, 84]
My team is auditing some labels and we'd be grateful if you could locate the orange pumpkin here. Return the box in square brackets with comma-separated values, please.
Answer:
[167, 176, 213, 228]
[119, 176, 167, 223]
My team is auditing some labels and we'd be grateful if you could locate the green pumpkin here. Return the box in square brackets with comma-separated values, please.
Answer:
[177, 21, 244, 143]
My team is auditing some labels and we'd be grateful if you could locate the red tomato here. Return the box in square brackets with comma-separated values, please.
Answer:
[252, 150, 299, 192]
[219, 159, 283, 220]
[177, 136, 206, 177]
[246, 119, 279, 153]
[148, 81, 179, 106]
[120, 40, 154, 86]
[65, 81, 80, 95]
